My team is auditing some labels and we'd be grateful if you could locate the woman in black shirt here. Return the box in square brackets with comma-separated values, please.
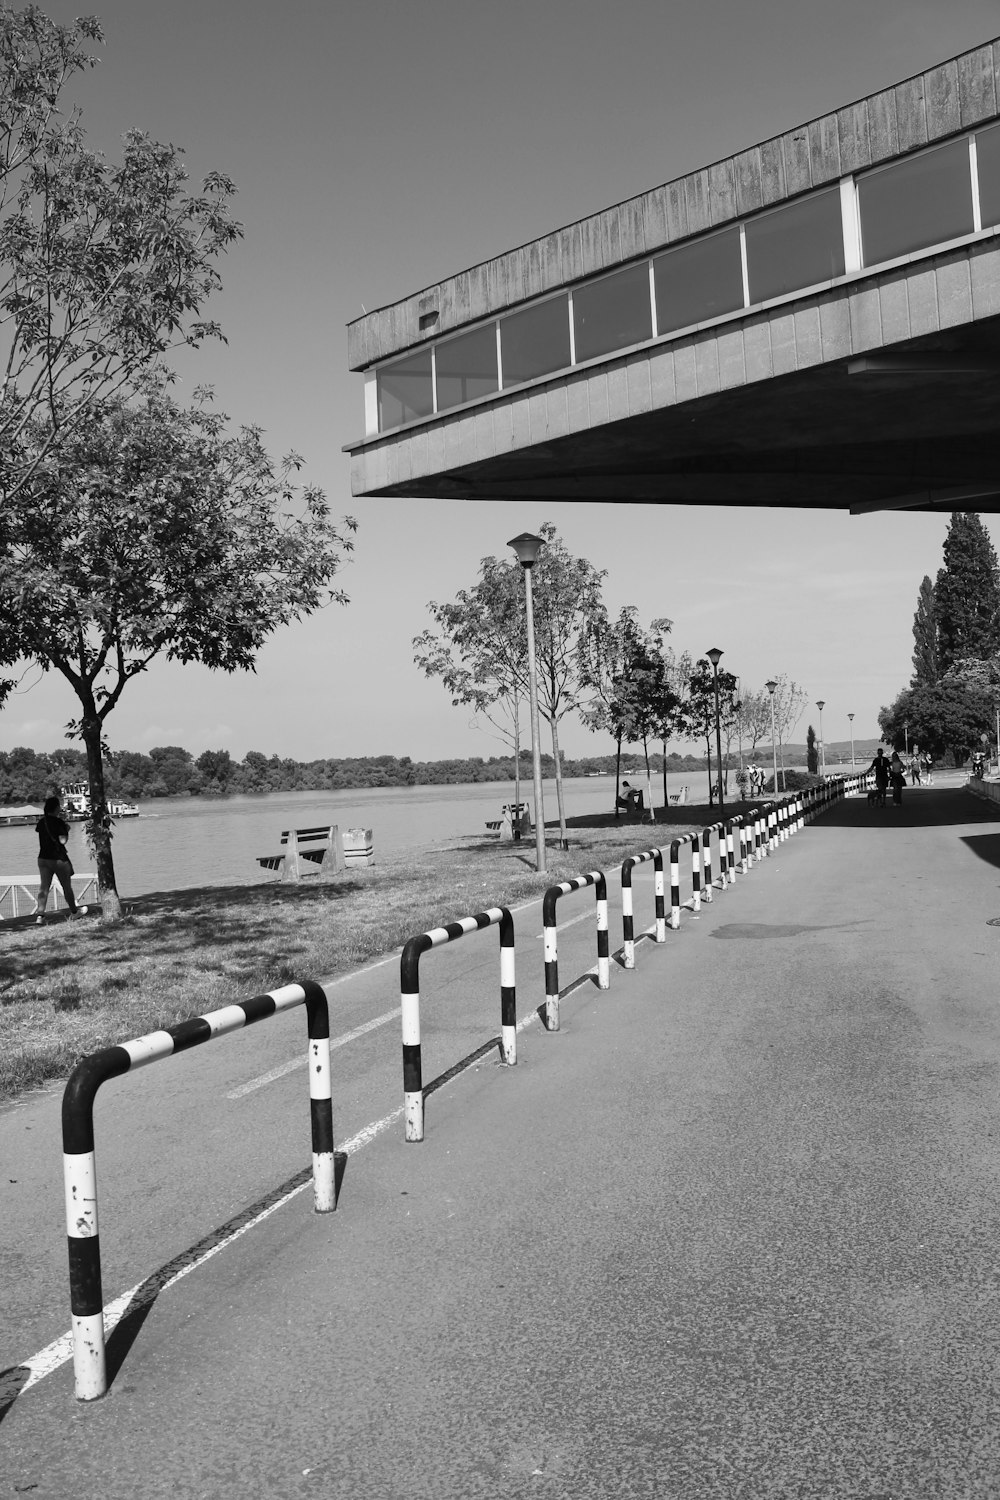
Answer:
[34, 796, 87, 923]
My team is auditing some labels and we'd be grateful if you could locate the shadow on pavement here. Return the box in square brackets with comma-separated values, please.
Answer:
[818, 786, 998, 830]
[959, 833, 1000, 871]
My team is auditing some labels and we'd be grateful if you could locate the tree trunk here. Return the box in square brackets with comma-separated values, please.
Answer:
[661, 740, 668, 809]
[513, 692, 521, 839]
[706, 735, 714, 805]
[642, 735, 655, 823]
[81, 712, 123, 922]
[615, 732, 622, 819]
[549, 715, 568, 848]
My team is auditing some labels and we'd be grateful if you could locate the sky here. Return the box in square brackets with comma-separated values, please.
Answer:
[3, 0, 1000, 763]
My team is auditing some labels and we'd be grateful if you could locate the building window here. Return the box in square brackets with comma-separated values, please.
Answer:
[745, 186, 845, 302]
[572, 262, 653, 363]
[976, 121, 1000, 229]
[377, 348, 434, 429]
[499, 294, 571, 385]
[435, 323, 499, 412]
[858, 138, 974, 266]
[652, 226, 744, 336]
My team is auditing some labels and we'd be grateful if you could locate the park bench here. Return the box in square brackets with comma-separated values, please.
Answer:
[668, 785, 690, 805]
[256, 825, 346, 882]
[486, 802, 531, 839]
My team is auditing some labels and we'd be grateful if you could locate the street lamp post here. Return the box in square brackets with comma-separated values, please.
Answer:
[765, 679, 778, 796]
[847, 712, 855, 769]
[706, 648, 725, 817]
[816, 700, 826, 779]
[508, 532, 547, 874]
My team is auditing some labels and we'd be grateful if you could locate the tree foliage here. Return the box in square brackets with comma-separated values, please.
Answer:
[686, 658, 739, 802]
[934, 514, 1000, 672]
[879, 678, 993, 765]
[806, 724, 818, 774]
[0, 380, 355, 915]
[910, 574, 938, 687]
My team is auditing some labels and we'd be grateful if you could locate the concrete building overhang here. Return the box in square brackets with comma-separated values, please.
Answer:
[346, 40, 1000, 514]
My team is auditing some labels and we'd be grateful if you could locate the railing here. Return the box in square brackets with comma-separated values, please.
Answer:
[542, 873, 610, 1030]
[400, 907, 515, 1143]
[1, 874, 98, 920]
[61, 980, 335, 1402]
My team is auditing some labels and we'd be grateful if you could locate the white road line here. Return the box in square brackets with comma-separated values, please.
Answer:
[9, 1104, 406, 1401]
[226, 1007, 401, 1099]
[533, 906, 595, 940]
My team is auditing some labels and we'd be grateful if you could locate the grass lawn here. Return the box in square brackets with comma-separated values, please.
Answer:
[0, 804, 732, 1103]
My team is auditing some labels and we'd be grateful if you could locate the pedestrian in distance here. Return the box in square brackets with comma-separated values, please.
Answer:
[864, 748, 891, 806]
[909, 750, 922, 786]
[922, 752, 934, 786]
[889, 751, 906, 806]
[33, 795, 88, 924]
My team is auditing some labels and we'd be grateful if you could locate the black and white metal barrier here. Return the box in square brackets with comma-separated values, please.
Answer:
[61, 980, 334, 1403]
[621, 849, 666, 967]
[543, 873, 610, 1029]
[668, 834, 702, 929]
[401, 907, 515, 1143]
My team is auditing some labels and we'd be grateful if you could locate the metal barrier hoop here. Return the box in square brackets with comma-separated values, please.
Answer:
[621, 849, 665, 968]
[542, 872, 609, 1028]
[400, 907, 515, 1144]
[61, 979, 334, 1403]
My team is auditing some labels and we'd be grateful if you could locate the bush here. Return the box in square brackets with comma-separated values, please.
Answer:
[763, 768, 825, 793]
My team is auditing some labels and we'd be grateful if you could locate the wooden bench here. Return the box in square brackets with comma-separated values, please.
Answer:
[668, 785, 690, 805]
[257, 825, 346, 882]
[486, 802, 531, 839]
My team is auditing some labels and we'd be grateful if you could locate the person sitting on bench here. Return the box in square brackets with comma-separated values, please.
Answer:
[615, 781, 644, 815]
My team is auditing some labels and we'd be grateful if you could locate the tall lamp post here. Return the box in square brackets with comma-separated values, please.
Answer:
[706, 647, 725, 817]
[766, 679, 778, 795]
[508, 532, 547, 874]
[847, 712, 855, 769]
[816, 700, 826, 778]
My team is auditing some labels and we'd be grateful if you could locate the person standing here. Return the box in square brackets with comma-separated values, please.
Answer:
[33, 795, 88, 923]
[864, 748, 891, 805]
[909, 749, 922, 786]
[889, 751, 906, 806]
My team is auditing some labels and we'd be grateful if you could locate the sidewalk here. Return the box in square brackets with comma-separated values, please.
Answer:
[4, 783, 1000, 1497]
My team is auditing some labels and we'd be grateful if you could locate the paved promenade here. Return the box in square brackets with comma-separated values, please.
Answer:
[3, 780, 1000, 1497]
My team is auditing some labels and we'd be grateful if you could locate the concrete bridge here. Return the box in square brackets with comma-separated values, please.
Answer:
[346, 38, 1000, 516]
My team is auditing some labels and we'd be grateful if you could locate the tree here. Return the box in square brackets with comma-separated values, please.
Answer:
[806, 725, 818, 773]
[879, 678, 993, 765]
[935, 514, 1000, 672]
[686, 659, 739, 803]
[578, 605, 648, 812]
[0, 380, 356, 918]
[767, 675, 809, 791]
[911, 574, 938, 687]
[0, 9, 241, 506]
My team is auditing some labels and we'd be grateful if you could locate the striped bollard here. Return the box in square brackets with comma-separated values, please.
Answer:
[543, 873, 608, 1025]
[62, 980, 335, 1401]
[691, 834, 702, 913]
[401, 908, 516, 1142]
[669, 837, 695, 929]
[726, 821, 736, 884]
[701, 826, 714, 902]
[621, 852, 664, 967]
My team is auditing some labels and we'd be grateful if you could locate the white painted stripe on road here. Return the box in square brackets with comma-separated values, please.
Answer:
[226, 1007, 401, 1099]
[9, 1104, 406, 1401]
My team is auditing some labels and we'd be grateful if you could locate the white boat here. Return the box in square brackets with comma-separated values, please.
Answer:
[61, 782, 139, 819]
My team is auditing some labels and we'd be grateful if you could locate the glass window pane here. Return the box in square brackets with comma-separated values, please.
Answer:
[745, 187, 845, 303]
[653, 227, 744, 335]
[378, 349, 433, 429]
[573, 263, 652, 362]
[500, 295, 571, 385]
[976, 121, 1000, 229]
[435, 323, 498, 411]
[858, 139, 973, 265]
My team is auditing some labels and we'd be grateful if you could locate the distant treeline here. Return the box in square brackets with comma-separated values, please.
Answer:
[0, 745, 711, 804]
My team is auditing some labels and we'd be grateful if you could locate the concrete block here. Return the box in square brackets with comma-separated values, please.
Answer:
[606, 364, 629, 422]
[626, 355, 652, 415]
[769, 311, 797, 375]
[600, 206, 623, 270]
[641, 188, 668, 255]
[895, 75, 928, 153]
[424, 423, 446, 478]
[474, 409, 496, 462]
[760, 137, 786, 204]
[818, 295, 853, 361]
[837, 101, 871, 173]
[673, 343, 698, 403]
[511, 396, 531, 451]
[809, 114, 842, 185]
[708, 158, 737, 226]
[905, 266, 940, 336]
[566, 376, 590, 432]
[792, 304, 823, 368]
[619, 196, 647, 260]
[868, 89, 899, 164]
[492, 402, 515, 454]
[878, 274, 911, 344]
[665, 180, 688, 242]
[935, 257, 973, 329]
[695, 337, 720, 394]
[526, 389, 548, 444]
[579, 214, 606, 277]
[848, 284, 884, 350]
[743, 319, 774, 384]
[970, 242, 1000, 318]
[407, 428, 429, 478]
[782, 128, 812, 196]
[648, 347, 676, 408]
[587, 369, 610, 428]
[924, 58, 961, 140]
[717, 326, 747, 389]
[545, 383, 570, 439]
[683, 170, 712, 234]
[958, 45, 997, 126]
[733, 148, 763, 216]
[486, 257, 509, 316]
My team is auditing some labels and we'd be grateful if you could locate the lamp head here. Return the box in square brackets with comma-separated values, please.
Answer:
[706, 647, 723, 668]
[765, 679, 777, 695]
[507, 532, 545, 568]
[848, 712, 854, 721]
[816, 700, 825, 711]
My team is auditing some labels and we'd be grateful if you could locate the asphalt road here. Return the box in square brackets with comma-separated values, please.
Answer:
[4, 782, 1000, 1498]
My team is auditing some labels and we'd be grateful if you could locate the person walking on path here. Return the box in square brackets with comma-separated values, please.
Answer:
[33, 796, 87, 923]
[889, 751, 906, 806]
[864, 748, 891, 806]
[909, 750, 922, 786]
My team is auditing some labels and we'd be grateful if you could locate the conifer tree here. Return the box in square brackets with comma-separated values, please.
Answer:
[935, 514, 1000, 672]
[910, 575, 938, 687]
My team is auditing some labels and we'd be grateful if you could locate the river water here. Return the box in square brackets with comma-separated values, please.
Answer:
[0, 771, 710, 899]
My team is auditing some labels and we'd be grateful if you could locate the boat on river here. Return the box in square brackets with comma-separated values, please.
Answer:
[0, 804, 43, 827]
[61, 782, 139, 820]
